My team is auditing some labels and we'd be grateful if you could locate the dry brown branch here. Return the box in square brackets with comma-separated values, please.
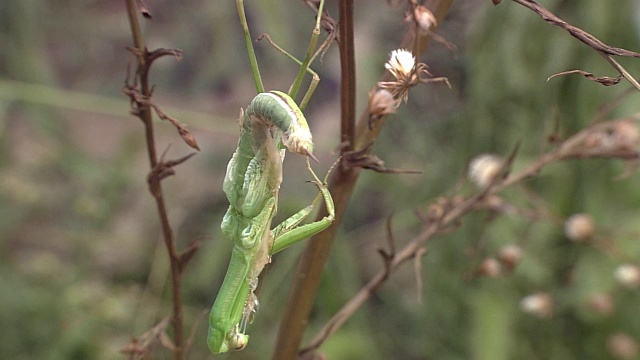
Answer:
[510, 0, 640, 58]
[121, 317, 171, 359]
[122, 2, 198, 359]
[300, 117, 640, 355]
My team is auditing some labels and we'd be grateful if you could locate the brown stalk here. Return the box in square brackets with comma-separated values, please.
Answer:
[272, 1, 455, 359]
[123, 1, 187, 359]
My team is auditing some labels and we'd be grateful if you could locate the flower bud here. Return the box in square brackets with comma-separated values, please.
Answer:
[608, 333, 638, 360]
[520, 292, 553, 318]
[614, 264, 640, 289]
[414, 5, 437, 32]
[587, 293, 614, 315]
[477, 258, 502, 277]
[368, 89, 398, 118]
[468, 154, 504, 189]
[498, 244, 523, 272]
[564, 214, 595, 242]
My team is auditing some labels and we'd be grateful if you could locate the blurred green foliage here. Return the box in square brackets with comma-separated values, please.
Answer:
[1, 0, 640, 359]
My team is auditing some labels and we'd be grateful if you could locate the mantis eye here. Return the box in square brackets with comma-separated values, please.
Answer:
[230, 334, 249, 351]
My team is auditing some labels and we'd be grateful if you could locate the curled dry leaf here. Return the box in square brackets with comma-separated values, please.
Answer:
[548, 69, 623, 86]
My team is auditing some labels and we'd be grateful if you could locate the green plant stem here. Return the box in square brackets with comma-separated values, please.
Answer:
[124, 1, 184, 359]
[237, 0, 264, 93]
[272, 1, 454, 358]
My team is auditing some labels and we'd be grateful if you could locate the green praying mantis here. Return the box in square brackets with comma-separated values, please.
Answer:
[208, 0, 334, 354]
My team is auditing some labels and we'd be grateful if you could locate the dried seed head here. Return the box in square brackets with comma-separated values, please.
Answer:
[477, 258, 502, 277]
[587, 293, 614, 315]
[614, 264, 640, 289]
[607, 333, 638, 360]
[520, 292, 553, 318]
[564, 214, 595, 242]
[498, 244, 523, 271]
[414, 5, 437, 32]
[468, 154, 504, 189]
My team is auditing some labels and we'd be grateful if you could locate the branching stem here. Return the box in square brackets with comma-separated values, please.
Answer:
[123, 1, 185, 359]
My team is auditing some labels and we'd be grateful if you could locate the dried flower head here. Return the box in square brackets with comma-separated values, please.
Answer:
[614, 264, 640, 289]
[379, 49, 450, 103]
[564, 214, 595, 242]
[413, 5, 437, 32]
[520, 292, 553, 318]
[468, 154, 504, 189]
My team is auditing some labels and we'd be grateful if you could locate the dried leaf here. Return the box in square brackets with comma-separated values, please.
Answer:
[548, 70, 623, 86]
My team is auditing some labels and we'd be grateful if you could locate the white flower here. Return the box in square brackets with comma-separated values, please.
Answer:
[385, 49, 415, 79]
[564, 214, 595, 242]
[379, 48, 449, 103]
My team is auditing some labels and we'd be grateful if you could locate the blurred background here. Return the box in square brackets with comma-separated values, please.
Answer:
[2, 0, 640, 359]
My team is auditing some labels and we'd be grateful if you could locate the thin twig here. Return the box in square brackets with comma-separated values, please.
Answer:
[123, 2, 188, 359]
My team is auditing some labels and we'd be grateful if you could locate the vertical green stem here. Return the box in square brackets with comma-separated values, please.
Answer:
[289, 0, 325, 100]
[237, 0, 264, 93]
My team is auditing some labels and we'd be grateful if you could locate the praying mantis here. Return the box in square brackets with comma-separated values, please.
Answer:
[207, 0, 334, 354]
